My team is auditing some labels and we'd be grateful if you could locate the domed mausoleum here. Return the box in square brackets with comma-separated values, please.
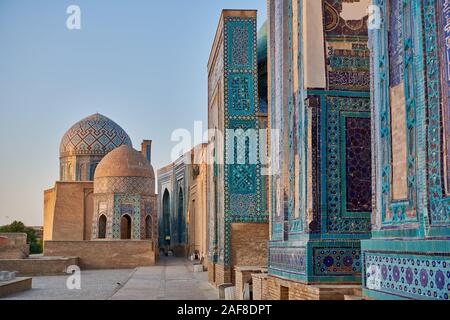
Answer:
[92, 145, 156, 240]
[43, 113, 157, 268]
[59, 113, 132, 181]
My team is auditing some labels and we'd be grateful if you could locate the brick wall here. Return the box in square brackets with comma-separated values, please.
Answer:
[208, 223, 268, 287]
[0, 233, 29, 259]
[0, 257, 79, 276]
[208, 262, 215, 284]
[210, 263, 232, 286]
[44, 240, 156, 269]
[235, 267, 265, 300]
[252, 273, 268, 300]
[44, 182, 94, 241]
[266, 276, 361, 300]
[230, 223, 269, 267]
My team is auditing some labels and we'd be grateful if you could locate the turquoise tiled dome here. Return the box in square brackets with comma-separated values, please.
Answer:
[60, 113, 132, 157]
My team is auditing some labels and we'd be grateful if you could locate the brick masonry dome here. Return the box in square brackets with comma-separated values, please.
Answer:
[94, 145, 154, 179]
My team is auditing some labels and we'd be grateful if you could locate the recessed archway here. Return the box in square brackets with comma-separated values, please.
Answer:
[145, 215, 152, 239]
[178, 187, 184, 244]
[120, 214, 132, 239]
[162, 189, 171, 245]
[98, 214, 107, 239]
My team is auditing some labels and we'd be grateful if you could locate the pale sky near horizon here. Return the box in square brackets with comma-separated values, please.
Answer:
[0, 0, 267, 226]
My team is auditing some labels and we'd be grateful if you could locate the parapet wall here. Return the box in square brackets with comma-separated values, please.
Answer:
[0, 233, 29, 259]
[44, 240, 156, 269]
[0, 257, 79, 276]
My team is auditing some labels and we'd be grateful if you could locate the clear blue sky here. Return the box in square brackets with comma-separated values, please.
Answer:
[0, 0, 267, 226]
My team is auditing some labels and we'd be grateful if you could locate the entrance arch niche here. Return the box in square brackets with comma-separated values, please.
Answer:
[98, 214, 107, 239]
[178, 187, 184, 244]
[145, 215, 152, 239]
[162, 189, 171, 245]
[120, 214, 132, 239]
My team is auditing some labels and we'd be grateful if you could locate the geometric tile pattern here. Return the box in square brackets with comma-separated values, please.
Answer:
[345, 117, 372, 213]
[94, 176, 154, 194]
[425, 0, 450, 226]
[313, 248, 361, 276]
[229, 74, 254, 116]
[60, 113, 132, 157]
[217, 16, 268, 267]
[363, 0, 450, 300]
[112, 194, 141, 239]
[268, 0, 371, 284]
[364, 253, 450, 300]
[269, 247, 307, 275]
[325, 97, 371, 234]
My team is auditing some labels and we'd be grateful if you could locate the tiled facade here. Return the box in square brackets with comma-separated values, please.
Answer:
[207, 10, 269, 286]
[262, 0, 450, 300]
[361, 0, 450, 300]
[157, 153, 189, 256]
[157, 144, 209, 262]
[267, 0, 371, 290]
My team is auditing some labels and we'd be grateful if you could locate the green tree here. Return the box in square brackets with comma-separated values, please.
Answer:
[0, 220, 42, 254]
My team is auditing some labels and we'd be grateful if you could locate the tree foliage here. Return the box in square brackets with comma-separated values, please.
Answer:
[0, 220, 42, 254]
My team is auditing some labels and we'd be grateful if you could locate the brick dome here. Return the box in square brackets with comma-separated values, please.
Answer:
[94, 145, 154, 179]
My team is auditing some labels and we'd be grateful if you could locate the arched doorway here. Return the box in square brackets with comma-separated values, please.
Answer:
[163, 189, 171, 245]
[120, 214, 132, 239]
[145, 215, 152, 239]
[98, 214, 107, 239]
[178, 188, 184, 244]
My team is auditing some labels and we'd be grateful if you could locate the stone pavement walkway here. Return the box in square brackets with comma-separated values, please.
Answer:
[0, 257, 217, 300]
[110, 257, 218, 300]
[0, 269, 132, 300]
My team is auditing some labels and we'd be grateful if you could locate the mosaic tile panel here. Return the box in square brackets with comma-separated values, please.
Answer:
[228, 74, 254, 116]
[313, 247, 361, 276]
[439, 0, 450, 192]
[225, 19, 255, 70]
[345, 117, 372, 212]
[388, 0, 404, 87]
[324, 0, 368, 36]
[426, 0, 450, 226]
[112, 194, 141, 239]
[364, 252, 450, 300]
[325, 96, 371, 234]
[95, 177, 154, 195]
[269, 247, 307, 275]
[220, 15, 267, 267]
[327, 41, 371, 92]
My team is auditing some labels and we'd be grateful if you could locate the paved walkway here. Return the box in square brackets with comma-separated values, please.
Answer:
[1, 257, 217, 300]
[1, 269, 132, 300]
[110, 257, 218, 300]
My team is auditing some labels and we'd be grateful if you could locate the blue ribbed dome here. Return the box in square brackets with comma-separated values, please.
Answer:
[60, 113, 132, 157]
